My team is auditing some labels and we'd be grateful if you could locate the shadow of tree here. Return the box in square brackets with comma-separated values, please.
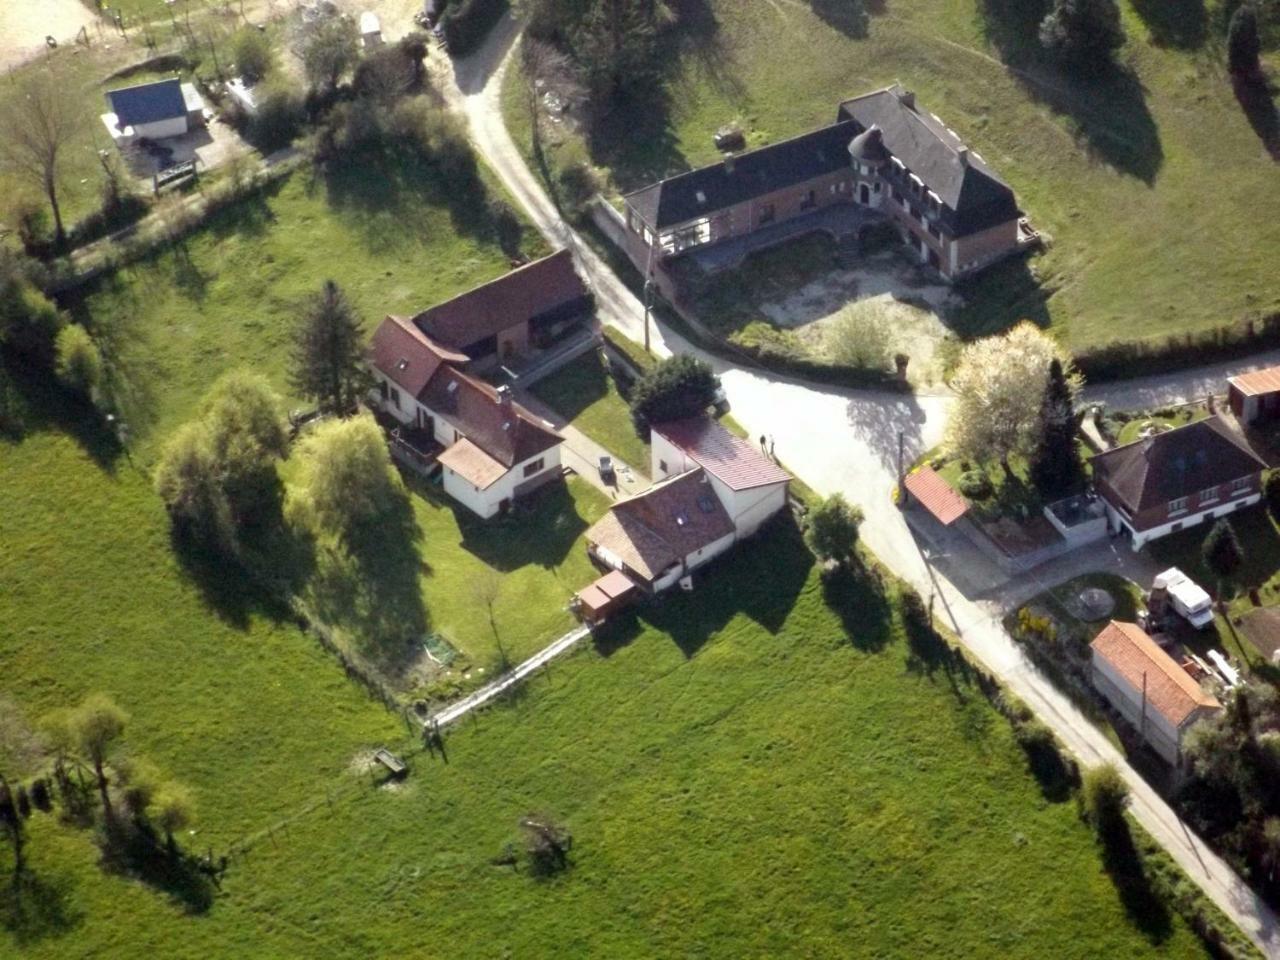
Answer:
[1019, 734, 1078, 802]
[1234, 77, 1280, 161]
[842, 389, 928, 473]
[1, 351, 124, 472]
[821, 562, 892, 651]
[0, 868, 84, 946]
[101, 823, 216, 915]
[976, 0, 1050, 63]
[1016, 63, 1164, 184]
[1097, 817, 1174, 943]
[321, 142, 507, 257]
[950, 256, 1052, 340]
[809, 0, 873, 38]
[1130, 0, 1208, 49]
[305, 486, 431, 674]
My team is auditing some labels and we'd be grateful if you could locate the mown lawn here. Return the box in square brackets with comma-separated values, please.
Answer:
[3, 504, 1226, 958]
[531, 347, 652, 472]
[70, 166, 545, 460]
[503, 0, 1280, 351]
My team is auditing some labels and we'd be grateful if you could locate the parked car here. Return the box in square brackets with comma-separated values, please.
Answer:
[598, 455, 615, 484]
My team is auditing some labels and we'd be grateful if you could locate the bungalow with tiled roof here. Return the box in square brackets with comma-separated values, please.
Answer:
[367, 313, 562, 519]
[1090, 416, 1266, 550]
[620, 84, 1026, 282]
[1090, 620, 1221, 765]
[586, 416, 791, 592]
[408, 249, 592, 369]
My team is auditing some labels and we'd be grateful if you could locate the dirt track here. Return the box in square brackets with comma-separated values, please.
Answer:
[0, 0, 98, 72]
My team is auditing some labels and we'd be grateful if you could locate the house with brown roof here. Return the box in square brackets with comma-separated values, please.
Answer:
[408, 249, 592, 369]
[620, 84, 1026, 282]
[1090, 416, 1266, 550]
[367, 313, 562, 518]
[585, 417, 791, 592]
[1090, 621, 1221, 765]
[1228, 364, 1280, 425]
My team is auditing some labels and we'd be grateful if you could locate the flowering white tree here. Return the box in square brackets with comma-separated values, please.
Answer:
[946, 322, 1081, 476]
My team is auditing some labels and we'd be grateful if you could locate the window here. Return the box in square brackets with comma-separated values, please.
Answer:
[379, 380, 389, 401]
[800, 190, 816, 210]
[390, 387, 401, 410]
[891, 187, 903, 202]
[523, 458, 545, 478]
[927, 223, 942, 240]
[1199, 485, 1220, 505]
[1169, 497, 1188, 515]
[1230, 476, 1251, 493]
[658, 459, 668, 474]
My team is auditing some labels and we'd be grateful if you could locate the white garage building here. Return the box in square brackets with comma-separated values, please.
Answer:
[103, 77, 205, 141]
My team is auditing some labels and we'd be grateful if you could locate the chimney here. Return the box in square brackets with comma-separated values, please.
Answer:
[957, 146, 969, 166]
[723, 153, 736, 175]
[496, 384, 512, 408]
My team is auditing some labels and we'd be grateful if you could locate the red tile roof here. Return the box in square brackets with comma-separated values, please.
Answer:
[1229, 365, 1280, 398]
[437, 437, 508, 490]
[412, 250, 588, 351]
[652, 417, 791, 491]
[1091, 621, 1220, 729]
[904, 466, 969, 525]
[576, 570, 639, 617]
[369, 314, 469, 397]
[420, 366, 562, 469]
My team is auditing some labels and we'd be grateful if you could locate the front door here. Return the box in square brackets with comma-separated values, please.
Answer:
[859, 183, 870, 205]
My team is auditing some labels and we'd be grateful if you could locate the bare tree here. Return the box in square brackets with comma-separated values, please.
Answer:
[0, 63, 91, 248]
[472, 567, 508, 670]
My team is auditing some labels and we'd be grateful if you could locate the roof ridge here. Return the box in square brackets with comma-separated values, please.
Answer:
[413, 249, 573, 322]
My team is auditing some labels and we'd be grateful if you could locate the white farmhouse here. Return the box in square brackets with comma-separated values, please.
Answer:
[368, 314, 563, 519]
[585, 417, 790, 592]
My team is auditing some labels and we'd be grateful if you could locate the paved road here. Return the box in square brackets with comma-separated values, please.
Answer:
[438, 15, 1280, 955]
[1086, 349, 1280, 411]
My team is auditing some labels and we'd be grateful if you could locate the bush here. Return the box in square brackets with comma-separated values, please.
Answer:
[0, 273, 63, 359]
[824, 303, 891, 371]
[628, 354, 720, 436]
[1073, 312, 1280, 382]
[957, 469, 993, 499]
[556, 161, 599, 219]
[249, 81, 305, 152]
[805, 494, 864, 566]
[54, 325, 104, 399]
[1080, 763, 1129, 831]
[233, 26, 273, 83]
[1039, 0, 1125, 67]
[440, 0, 510, 56]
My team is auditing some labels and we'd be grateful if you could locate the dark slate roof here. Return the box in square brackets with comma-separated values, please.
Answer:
[412, 250, 589, 351]
[1090, 416, 1266, 514]
[624, 121, 861, 231]
[105, 78, 187, 126]
[848, 125, 890, 164]
[837, 85, 1019, 236]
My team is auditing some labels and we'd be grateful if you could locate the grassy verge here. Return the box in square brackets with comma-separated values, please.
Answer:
[1, 502, 1229, 957]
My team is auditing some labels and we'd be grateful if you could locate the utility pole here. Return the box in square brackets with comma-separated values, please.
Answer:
[897, 430, 906, 505]
[642, 234, 656, 354]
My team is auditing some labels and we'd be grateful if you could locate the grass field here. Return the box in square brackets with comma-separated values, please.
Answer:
[1, 479, 1229, 956]
[70, 167, 546, 460]
[504, 0, 1280, 352]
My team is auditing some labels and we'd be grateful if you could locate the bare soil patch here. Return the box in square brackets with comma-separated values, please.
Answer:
[0, 0, 98, 72]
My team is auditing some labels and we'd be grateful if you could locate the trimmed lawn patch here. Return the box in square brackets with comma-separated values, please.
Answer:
[531, 348, 651, 471]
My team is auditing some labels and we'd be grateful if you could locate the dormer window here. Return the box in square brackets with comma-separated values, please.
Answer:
[696, 190, 707, 205]
[1199, 485, 1220, 505]
[396, 358, 410, 371]
[1169, 497, 1188, 515]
